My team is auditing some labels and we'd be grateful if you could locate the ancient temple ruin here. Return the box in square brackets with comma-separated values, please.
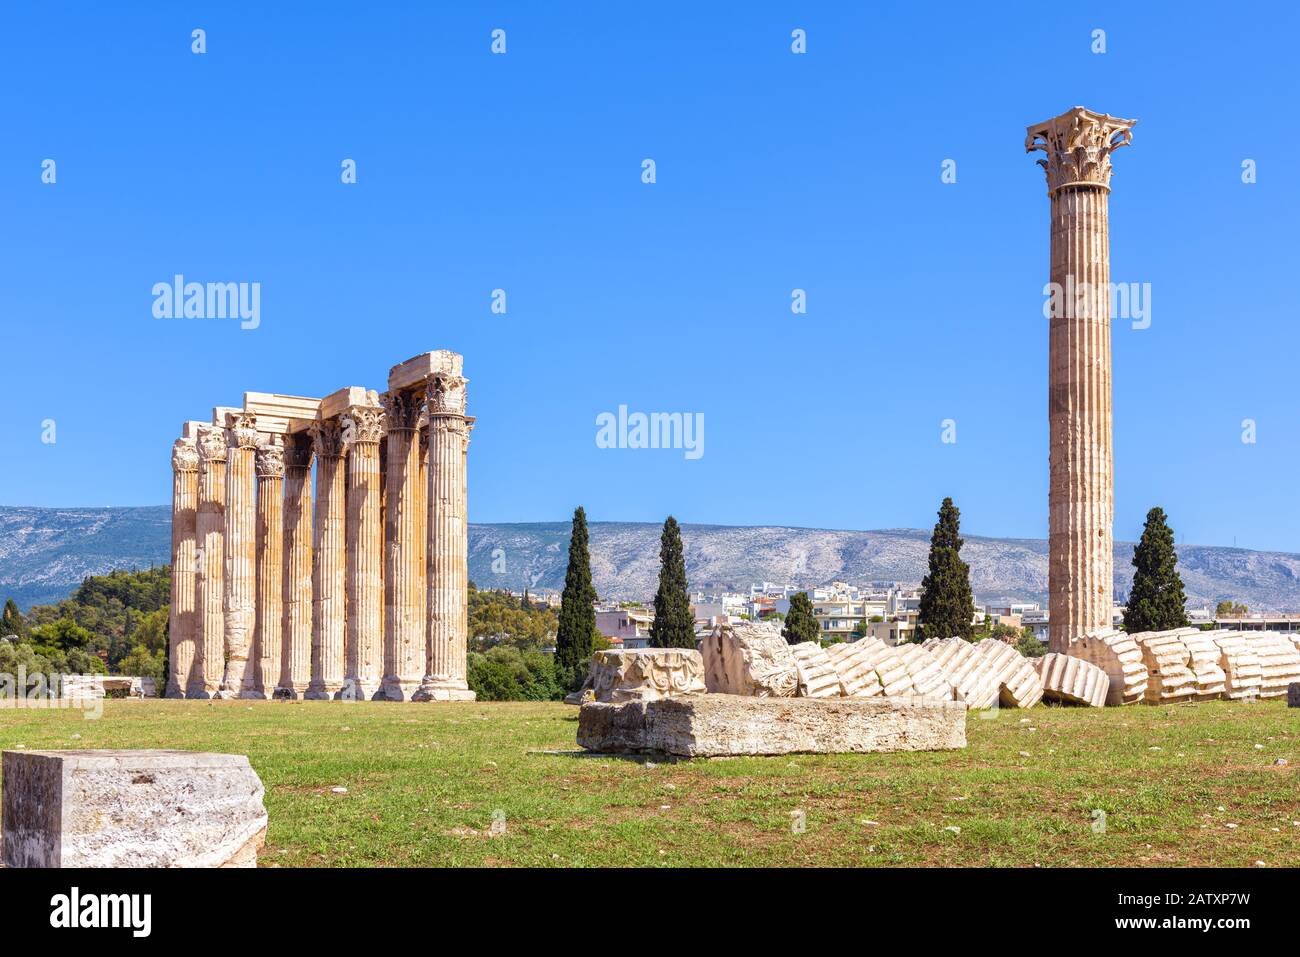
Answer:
[165, 350, 475, 702]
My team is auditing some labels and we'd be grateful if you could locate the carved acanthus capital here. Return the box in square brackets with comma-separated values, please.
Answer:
[426, 372, 467, 416]
[283, 433, 314, 471]
[343, 404, 385, 446]
[381, 389, 423, 432]
[255, 435, 286, 478]
[1026, 106, 1135, 194]
[225, 411, 260, 449]
[310, 418, 346, 459]
[172, 437, 199, 472]
[196, 425, 227, 463]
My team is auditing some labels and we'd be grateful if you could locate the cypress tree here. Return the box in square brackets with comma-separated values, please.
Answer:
[555, 507, 597, 685]
[1123, 507, 1189, 632]
[1, 598, 26, 638]
[916, 497, 975, 642]
[649, 516, 695, 648]
[782, 592, 821, 645]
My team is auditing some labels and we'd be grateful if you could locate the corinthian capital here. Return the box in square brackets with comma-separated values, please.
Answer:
[309, 418, 345, 459]
[380, 389, 422, 432]
[343, 404, 385, 446]
[426, 372, 467, 416]
[283, 433, 313, 471]
[172, 437, 199, 472]
[1026, 106, 1135, 194]
[196, 425, 227, 463]
[225, 410, 260, 449]
[255, 435, 286, 478]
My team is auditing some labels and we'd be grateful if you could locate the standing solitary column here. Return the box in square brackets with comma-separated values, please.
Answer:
[307, 418, 347, 699]
[166, 435, 199, 698]
[343, 401, 385, 700]
[190, 425, 227, 698]
[377, 390, 425, 700]
[1026, 106, 1136, 651]
[416, 370, 476, 701]
[253, 437, 285, 699]
[221, 411, 259, 698]
[276, 434, 313, 698]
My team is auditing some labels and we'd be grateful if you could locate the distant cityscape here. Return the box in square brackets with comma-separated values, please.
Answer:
[503, 582, 1300, 649]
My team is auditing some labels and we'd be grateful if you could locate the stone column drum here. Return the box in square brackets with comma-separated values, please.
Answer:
[190, 425, 227, 699]
[276, 435, 313, 699]
[343, 402, 384, 700]
[307, 419, 347, 699]
[377, 390, 425, 700]
[253, 437, 285, 698]
[416, 371, 475, 701]
[166, 436, 199, 698]
[1026, 106, 1136, 652]
[220, 411, 259, 697]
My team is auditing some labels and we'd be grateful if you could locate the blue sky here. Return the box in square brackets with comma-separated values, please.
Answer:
[2, 2, 1298, 550]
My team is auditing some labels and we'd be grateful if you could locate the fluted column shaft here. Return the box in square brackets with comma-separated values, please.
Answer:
[417, 371, 475, 701]
[166, 437, 199, 698]
[307, 419, 347, 699]
[1048, 186, 1113, 650]
[253, 439, 285, 698]
[378, 391, 424, 700]
[276, 436, 314, 698]
[343, 405, 384, 700]
[191, 426, 226, 698]
[220, 412, 259, 697]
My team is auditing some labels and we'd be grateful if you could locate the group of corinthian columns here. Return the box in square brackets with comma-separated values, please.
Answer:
[164, 350, 476, 702]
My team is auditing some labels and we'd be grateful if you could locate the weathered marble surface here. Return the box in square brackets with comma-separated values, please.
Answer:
[1131, 631, 1197, 703]
[1035, 653, 1109, 707]
[922, 638, 1000, 709]
[701, 622, 797, 697]
[1069, 630, 1148, 705]
[976, 640, 1044, 709]
[588, 648, 706, 703]
[2, 749, 266, 868]
[788, 642, 840, 698]
[1214, 632, 1263, 700]
[823, 641, 883, 697]
[576, 693, 967, 757]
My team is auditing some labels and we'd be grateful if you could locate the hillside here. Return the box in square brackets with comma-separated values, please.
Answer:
[3, 506, 1299, 611]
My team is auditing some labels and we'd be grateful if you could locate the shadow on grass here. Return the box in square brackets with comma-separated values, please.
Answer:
[526, 748, 690, 764]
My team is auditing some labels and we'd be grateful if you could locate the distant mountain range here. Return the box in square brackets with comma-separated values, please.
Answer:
[3, 506, 1299, 613]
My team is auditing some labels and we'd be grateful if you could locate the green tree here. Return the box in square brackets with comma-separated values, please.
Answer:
[1215, 599, 1248, 618]
[555, 506, 597, 687]
[916, 497, 975, 642]
[649, 516, 695, 648]
[1124, 507, 1190, 633]
[782, 592, 821, 645]
[851, 618, 870, 640]
[1, 598, 26, 638]
[29, 618, 94, 654]
[1014, 628, 1047, 659]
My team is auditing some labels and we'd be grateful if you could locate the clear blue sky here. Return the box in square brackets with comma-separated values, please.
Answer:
[3, 2, 1297, 550]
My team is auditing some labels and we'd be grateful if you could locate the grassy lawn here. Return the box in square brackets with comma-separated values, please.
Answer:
[0, 697, 1296, 866]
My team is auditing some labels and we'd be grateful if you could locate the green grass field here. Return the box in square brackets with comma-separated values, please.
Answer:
[1, 697, 1296, 866]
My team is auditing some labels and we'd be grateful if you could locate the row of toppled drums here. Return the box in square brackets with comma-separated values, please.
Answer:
[625, 621, 1300, 710]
